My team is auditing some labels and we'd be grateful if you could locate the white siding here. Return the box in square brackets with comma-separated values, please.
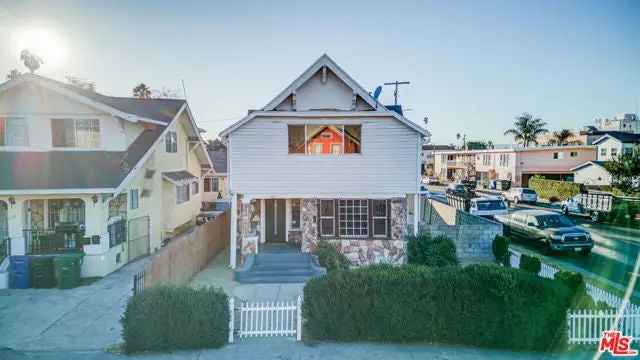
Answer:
[229, 116, 419, 197]
[574, 165, 612, 186]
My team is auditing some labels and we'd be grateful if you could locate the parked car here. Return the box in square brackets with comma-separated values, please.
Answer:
[561, 192, 613, 222]
[446, 183, 474, 197]
[494, 210, 593, 255]
[503, 187, 538, 204]
[469, 196, 508, 218]
[421, 176, 437, 185]
[460, 179, 477, 190]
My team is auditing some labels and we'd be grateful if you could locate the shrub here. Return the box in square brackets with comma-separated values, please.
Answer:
[529, 176, 581, 201]
[121, 286, 229, 353]
[519, 254, 541, 274]
[492, 235, 510, 266]
[554, 271, 610, 310]
[314, 241, 350, 272]
[407, 232, 459, 267]
[548, 196, 560, 203]
[303, 264, 572, 351]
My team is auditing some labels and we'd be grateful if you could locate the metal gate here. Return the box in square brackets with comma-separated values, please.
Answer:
[128, 216, 150, 261]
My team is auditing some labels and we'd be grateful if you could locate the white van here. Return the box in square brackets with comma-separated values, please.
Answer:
[469, 197, 508, 217]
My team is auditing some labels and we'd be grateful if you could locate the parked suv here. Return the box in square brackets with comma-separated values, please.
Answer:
[494, 210, 593, 255]
[503, 187, 537, 204]
[446, 183, 474, 197]
[469, 196, 508, 218]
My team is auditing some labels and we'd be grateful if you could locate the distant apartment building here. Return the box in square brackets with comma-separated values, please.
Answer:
[433, 146, 597, 187]
[594, 113, 639, 133]
[422, 144, 455, 175]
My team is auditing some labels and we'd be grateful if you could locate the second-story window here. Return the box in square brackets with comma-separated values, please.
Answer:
[165, 131, 177, 153]
[0, 117, 29, 146]
[51, 118, 100, 148]
[176, 183, 190, 204]
[130, 189, 139, 210]
[288, 124, 361, 155]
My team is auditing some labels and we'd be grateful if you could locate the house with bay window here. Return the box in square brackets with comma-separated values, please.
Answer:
[0, 74, 212, 278]
[220, 54, 426, 271]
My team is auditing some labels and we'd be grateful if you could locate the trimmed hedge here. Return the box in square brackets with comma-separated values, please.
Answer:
[529, 176, 581, 201]
[303, 264, 572, 351]
[407, 232, 459, 267]
[554, 271, 610, 310]
[519, 254, 541, 274]
[315, 241, 350, 272]
[492, 235, 510, 266]
[121, 286, 229, 353]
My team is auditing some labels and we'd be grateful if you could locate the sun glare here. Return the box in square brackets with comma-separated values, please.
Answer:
[12, 27, 68, 69]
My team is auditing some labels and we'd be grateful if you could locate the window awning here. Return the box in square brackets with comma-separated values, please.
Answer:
[162, 170, 198, 185]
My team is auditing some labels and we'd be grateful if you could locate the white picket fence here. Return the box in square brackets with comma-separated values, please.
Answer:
[228, 296, 302, 342]
[567, 309, 640, 344]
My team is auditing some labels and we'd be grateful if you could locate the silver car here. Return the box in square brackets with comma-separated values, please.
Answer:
[503, 187, 538, 204]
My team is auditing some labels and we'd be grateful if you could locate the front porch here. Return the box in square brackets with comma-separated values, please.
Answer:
[229, 194, 420, 270]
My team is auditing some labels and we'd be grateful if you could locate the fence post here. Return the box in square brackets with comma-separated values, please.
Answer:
[296, 296, 302, 341]
[228, 297, 235, 343]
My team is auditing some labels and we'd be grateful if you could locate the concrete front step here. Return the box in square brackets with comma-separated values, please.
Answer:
[234, 251, 326, 284]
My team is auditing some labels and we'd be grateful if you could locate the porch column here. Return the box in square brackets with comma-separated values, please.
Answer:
[230, 193, 237, 269]
[413, 193, 420, 235]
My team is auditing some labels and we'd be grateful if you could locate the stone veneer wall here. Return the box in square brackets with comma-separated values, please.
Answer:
[301, 199, 319, 252]
[238, 197, 261, 258]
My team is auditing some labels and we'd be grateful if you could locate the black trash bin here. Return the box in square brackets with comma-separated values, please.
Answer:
[31, 256, 56, 288]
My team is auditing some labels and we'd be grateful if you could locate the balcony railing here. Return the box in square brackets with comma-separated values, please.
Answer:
[23, 227, 87, 255]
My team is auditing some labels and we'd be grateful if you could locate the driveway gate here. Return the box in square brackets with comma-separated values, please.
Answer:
[128, 216, 150, 261]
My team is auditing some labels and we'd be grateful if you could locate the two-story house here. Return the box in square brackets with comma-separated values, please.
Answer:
[220, 55, 426, 269]
[572, 132, 640, 186]
[0, 74, 212, 278]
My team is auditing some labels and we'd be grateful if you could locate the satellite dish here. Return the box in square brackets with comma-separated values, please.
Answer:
[372, 86, 382, 101]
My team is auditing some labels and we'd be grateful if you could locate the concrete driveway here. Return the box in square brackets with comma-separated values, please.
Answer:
[0, 257, 148, 351]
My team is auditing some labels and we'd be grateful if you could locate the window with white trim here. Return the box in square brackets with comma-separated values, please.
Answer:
[176, 184, 190, 204]
[611, 148, 618, 157]
[372, 200, 388, 237]
[165, 131, 177, 153]
[204, 177, 212, 192]
[191, 181, 199, 195]
[51, 118, 100, 147]
[130, 189, 139, 209]
[0, 117, 29, 146]
[291, 199, 301, 230]
[319, 200, 335, 237]
[338, 199, 368, 237]
[600, 147, 607, 157]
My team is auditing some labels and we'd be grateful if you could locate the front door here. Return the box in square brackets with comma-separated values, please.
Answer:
[265, 199, 286, 243]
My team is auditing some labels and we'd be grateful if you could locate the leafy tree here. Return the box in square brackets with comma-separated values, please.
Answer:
[207, 139, 226, 151]
[547, 129, 582, 146]
[66, 76, 96, 92]
[504, 113, 548, 147]
[132, 83, 152, 99]
[5, 69, 21, 80]
[466, 141, 488, 150]
[604, 149, 640, 195]
[20, 50, 43, 74]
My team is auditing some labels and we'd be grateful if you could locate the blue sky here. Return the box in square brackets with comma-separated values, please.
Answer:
[1, 0, 638, 144]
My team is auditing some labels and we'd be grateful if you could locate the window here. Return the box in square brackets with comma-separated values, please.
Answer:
[611, 148, 618, 157]
[600, 148, 607, 157]
[482, 154, 491, 166]
[570, 151, 578, 157]
[319, 200, 335, 237]
[372, 200, 388, 237]
[204, 178, 212, 192]
[0, 118, 28, 146]
[213, 177, 220, 192]
[338, 199, 368, 237]
[291, 199, 301, 230]
[192, 181, 199, 195]
[176, 184, 190, 204]
[129, 189, 139, 209]
[288, 124, 361, 155]
[499, 154, 510, 167]
[553, 152, 565, 159]
[47, 199, 85, 227]
[51, 118, 100, 147]
[165, 131, 177, 153]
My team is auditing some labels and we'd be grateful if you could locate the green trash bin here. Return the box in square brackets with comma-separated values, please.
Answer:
[53, 253, 84, 289]
[31, 256, 56, 288]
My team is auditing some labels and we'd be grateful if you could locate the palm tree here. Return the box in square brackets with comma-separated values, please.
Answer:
[6, 69, 21, 80]
[504, 113, 549, 147]
[132, 83, 152, 99]
[547, 129, 583, 146]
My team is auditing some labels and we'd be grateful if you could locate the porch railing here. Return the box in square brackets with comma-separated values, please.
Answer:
[23, 228, 85, 254]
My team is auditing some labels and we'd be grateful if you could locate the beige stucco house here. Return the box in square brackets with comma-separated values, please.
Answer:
[220, 54, 427, 269]
[0, 74, 213, 278]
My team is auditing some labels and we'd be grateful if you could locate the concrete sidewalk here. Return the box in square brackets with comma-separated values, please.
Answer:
[0, 338, 601, 360]
[0, 256, 149, 351]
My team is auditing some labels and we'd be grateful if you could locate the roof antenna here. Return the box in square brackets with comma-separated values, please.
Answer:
[181, 79, 188, 101]
[383, 81, 410, 105]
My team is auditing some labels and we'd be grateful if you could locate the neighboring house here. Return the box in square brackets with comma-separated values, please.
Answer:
[433, 146, 597, 187]
[0, 74, 212, 277]
[572, 132, 640, 186]
[422, 144, 455, 176]
[220, 54, 427, 268]
[202, 144, 229, 203]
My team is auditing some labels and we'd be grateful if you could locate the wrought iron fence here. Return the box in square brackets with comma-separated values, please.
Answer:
[23, 228, 85, 254]
[132, 270, 145, 295]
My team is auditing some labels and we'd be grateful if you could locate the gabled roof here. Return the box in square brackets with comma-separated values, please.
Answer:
[207, 147, 228, 174]
[570, 161, 608, 172]
[0, 74, 185, 124]
[592, 132, 640, 145]
[220, 54, 427, 138]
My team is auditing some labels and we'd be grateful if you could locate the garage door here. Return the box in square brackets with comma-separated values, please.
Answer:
[128, 216, 150, 261]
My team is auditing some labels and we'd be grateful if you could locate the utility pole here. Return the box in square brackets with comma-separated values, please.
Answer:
[383, 81, 410, 105]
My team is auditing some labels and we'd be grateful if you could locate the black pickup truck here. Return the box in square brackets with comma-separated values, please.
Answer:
[495, 209, 593, 255]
